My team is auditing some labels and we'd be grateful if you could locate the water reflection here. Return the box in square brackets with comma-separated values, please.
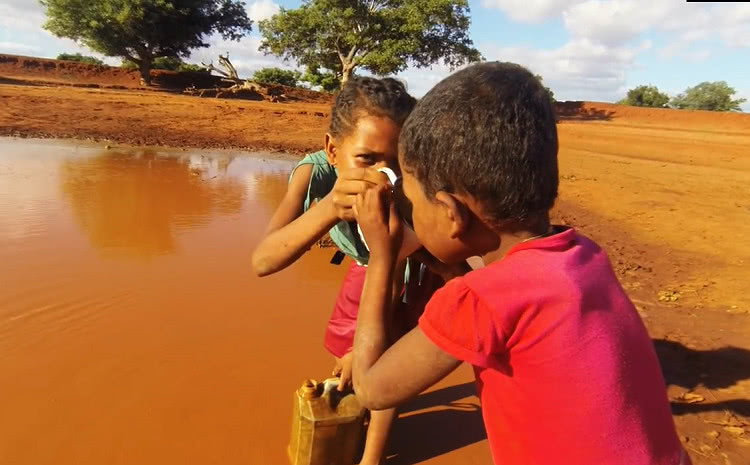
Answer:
[246, 169, 293, 228]
[0, 140, 484, 465]
[246, 168, 355, 282]
[59, 149, 246, 259]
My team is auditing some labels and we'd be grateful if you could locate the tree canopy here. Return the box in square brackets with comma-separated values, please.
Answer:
[670, 81, 746, 112]
[122, 56, 206, 73]
[618, 85, 669, 108]
[41, 0, 252, 84]
[300, 66, 344, 92]
[57, 53, 104, 66]
[535, 74, 555, 104]
[258, 0, 482, 86]
[252, 67, 302, 87]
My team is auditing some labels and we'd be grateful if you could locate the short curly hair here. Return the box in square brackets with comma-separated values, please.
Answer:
[329, 76, 417, 137]
[400, 62, 559, 227]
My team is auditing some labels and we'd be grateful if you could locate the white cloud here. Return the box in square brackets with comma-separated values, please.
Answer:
[476, 0, 750, 103]
[0, 41, 41, 54]
[480, 0, 578, 23]
[0, 0, 114, 61]
[482, 0, 750, 52]
[247, 0, 280, 22]
[719, 5, 750, 48]
[0, 0, 45, 32]
[657, 3, 749, 56]
[545, 0, 750, 54]
[686, 49, 712, 63]
[563, 0, 674, 46]
[480, 38, 644, 102]
[398, 38, 646, 102]
[481, 0, 750, 56]
[395, 62, 456, 97]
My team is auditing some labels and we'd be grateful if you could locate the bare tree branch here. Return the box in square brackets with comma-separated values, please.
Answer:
[202, 53, 245, 85]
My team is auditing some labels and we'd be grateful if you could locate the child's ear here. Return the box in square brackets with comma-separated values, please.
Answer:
[324, 133, 337, 166]
[435, 191, 469, 239]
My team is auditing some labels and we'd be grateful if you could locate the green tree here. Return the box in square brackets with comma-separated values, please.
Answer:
[535, 74, 555, 104]
[122, 56, 206, 72]
[40, 0, 252, 85]
[617, 85, 669, 108]
[56, 52, 104, 65]
[175, 62, 207, 73]
[300, 65, 342, 92]
[258, 0, 482, 87]
[252, 67, 302, 87]
[670, 81, 746, 112]
[154, 56, 186, 71]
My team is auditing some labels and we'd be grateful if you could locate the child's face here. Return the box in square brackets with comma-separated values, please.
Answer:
[399, 167, 471, 265]
[325, 115, 400, 173]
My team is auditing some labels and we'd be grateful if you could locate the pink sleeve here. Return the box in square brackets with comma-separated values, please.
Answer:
[418, 278, 507, 369]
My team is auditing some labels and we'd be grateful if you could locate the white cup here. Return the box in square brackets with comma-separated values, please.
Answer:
[357, 167, 422, 260]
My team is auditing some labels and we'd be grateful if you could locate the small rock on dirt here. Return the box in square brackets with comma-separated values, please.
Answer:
[673, 392, 705, 404]
[658, 290, 681, 302]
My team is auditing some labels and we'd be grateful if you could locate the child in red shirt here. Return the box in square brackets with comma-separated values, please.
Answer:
[351, 62, 691, 465]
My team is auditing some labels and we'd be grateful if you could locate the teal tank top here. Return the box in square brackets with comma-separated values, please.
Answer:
[289, 151, 420, 302]
[289, 151, 370, 265]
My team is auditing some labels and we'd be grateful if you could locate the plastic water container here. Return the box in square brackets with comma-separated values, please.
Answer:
[288, 378, 367, 465]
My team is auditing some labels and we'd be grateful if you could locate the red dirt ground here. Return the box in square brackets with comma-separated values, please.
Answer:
[1, 54, 749, 465]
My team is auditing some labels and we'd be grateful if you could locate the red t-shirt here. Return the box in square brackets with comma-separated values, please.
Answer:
[419, 228, 685, 465]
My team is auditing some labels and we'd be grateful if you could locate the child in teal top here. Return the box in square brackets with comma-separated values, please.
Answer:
[289, 150, 369, 264]
[253, 77, 441, 465]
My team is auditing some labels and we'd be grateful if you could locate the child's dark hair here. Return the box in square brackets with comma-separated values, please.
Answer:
[329, 77, 417, 137]
[400, 61, 559, 227]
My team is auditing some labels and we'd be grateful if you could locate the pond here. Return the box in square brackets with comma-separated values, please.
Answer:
[0, 138, 486, 465]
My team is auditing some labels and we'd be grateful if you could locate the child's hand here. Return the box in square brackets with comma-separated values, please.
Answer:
[329, 168, 388, 222]
[332, 352, 353, 392]
[354, 185, 403, 261]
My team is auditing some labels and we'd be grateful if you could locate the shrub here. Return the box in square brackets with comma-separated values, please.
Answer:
[252, 67, 301, 87]
[57, 53, 104, 65]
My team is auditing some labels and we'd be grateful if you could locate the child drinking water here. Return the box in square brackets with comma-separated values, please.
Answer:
[252, 76, 440, 465]
[351, 62, 691, 465]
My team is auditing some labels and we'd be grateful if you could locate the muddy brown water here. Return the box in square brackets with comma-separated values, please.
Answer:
[0, 139, 488, 465]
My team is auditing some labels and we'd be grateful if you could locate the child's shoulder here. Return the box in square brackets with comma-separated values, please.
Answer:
[460, 228, 610, 296]
[290, 150, 336, 193]
[295, 150, 331, 169]
[288, 151, 341, 215]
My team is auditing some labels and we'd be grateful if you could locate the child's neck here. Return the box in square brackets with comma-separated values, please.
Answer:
[481, 218, 552, 266]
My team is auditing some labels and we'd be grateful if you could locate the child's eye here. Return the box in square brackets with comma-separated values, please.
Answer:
[357, 155, 376, 165]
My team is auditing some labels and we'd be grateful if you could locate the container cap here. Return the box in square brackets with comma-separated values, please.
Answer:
[298, 379, 320, 399]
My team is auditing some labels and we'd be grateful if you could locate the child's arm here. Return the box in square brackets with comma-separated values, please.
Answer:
[351, 187, 461, 410]
[252, 165, 336, 276]
[252, 166, 386, 277]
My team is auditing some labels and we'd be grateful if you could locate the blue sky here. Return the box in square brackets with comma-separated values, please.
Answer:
[1, 0, 748, 109]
